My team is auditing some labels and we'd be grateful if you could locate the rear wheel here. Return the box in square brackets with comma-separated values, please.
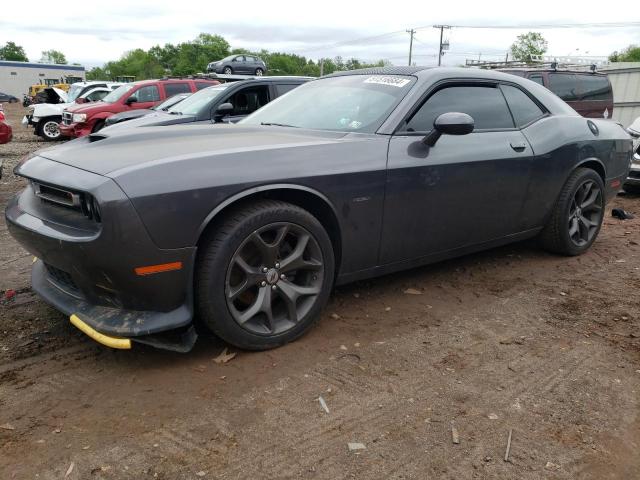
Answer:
[539, 168, 605, 256]
[223, 66, 233, 75]
[196, 200, 335, 350]
[255, 68, 264, 76]
[38, 117, 62, 141]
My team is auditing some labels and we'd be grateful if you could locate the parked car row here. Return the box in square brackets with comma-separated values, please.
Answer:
[5, 67, 633, 354]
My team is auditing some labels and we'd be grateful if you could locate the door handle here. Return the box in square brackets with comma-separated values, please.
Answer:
[510, 142, 527, 152]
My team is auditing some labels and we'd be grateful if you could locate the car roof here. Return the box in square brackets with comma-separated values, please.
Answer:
[498, 68, 608, 76]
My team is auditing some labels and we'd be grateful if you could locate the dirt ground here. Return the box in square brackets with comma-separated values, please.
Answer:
[0, 102, 639, 479]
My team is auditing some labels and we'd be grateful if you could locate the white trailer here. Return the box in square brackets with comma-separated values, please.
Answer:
[602, 62, 640, 127]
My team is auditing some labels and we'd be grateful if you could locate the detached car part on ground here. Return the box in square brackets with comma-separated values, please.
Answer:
[101, 77, 309, 132]
[625, 117, 640, 192]
[23, 84, 122, 141]
[5, 67, 633, 353]
[60, 79, 219, 138]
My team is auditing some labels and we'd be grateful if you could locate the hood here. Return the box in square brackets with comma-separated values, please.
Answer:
[104, 111, 194, 131]
[65, 100, 114, 114]
[36, 124, 356, 177]
[52, 87, 68, 103]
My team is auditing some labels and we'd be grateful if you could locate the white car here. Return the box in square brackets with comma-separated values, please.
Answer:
[23, 81, 122, 141]
[625, 117, 640, 193]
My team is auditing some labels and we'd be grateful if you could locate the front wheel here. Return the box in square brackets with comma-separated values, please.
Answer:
[196, 200, 335, 350]
[38, 117, 62, 141]
[539, 168, 605, 256]
[92, 120, 105, 133]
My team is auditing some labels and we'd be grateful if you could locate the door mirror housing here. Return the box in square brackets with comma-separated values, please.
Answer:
[422, 112, 474, 146]
[212, 102, 234, 123]
[125, 96, 138, 105]
[75, 97, 86, 104]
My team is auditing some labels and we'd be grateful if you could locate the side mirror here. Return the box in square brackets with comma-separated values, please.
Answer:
[212, 102, 234, 123]
[423, 112, 474, 146]
[75, 97, 86, 104]
[125, 96, 138, 105]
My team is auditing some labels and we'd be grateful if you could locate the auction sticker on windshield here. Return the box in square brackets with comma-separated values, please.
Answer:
[364, 76, 411, 88]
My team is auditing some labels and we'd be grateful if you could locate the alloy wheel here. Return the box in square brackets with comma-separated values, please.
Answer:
[225, 222, 324, 335]
[568, 179, 603, 246]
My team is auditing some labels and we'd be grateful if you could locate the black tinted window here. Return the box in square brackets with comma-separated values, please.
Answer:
[164, 83, 191, 96]
[275, 84, 299, 96]
[548, 73, 578, 101]
[229, 86, 270, 116]
[135, 85, 160, 102]
[501, 85, 545, 127]
[580, 75, 611, 101]
[406, 85, 514, 132]
[195, 82, 213, 91]
[528, 75, 544, 86]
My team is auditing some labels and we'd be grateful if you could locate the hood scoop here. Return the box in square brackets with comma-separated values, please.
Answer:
[88, 133, 108, 143]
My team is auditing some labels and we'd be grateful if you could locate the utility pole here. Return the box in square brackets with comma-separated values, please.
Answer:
[433, 25, 450, 66]
[320, 58, 324, 77]
[406, 29, 415, 66]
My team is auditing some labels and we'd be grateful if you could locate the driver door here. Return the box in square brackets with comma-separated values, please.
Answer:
[379, 83, 534, 264]
[126, 85, 160, 110]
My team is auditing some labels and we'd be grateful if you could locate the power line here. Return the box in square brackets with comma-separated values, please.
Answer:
[293, 30, 406, 54]
[415, 21, 640, 31]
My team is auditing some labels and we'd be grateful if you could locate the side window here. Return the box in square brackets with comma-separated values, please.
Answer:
[500, 85, 545, 127]
[135, 85, 160, 102]
[164, 82, 191, 96]
[86, 90, 108, 102]
[233, 56, 245, 63]
[275, 84, 299, 96]
[196, 82, 213, 91]
[405, 85, 514, 132]
[579, 75, 612, 101]
[548, 73, 578, 101]
[528, 74, 544, 86]
[228, 86, 270, 116]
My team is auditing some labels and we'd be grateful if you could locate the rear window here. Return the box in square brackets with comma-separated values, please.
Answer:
[164, 82, 191, 97]
[548, 73, 578, 101]
[579, 75, 611, 101]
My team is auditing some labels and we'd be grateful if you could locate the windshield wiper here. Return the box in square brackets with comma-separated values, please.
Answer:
[260, 122, 299, 128]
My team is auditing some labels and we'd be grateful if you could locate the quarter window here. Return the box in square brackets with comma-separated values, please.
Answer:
[164, 82, 191, 96]
[500, 85, 545, 127]
[548, 73, 579, 101]
[405, 85, 514, 132]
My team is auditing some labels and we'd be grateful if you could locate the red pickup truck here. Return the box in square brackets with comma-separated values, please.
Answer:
[0, 105, 12, 145]
[59, 78, 219, 138]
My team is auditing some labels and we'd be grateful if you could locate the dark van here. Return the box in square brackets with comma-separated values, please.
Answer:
[500, 69, 613, 119]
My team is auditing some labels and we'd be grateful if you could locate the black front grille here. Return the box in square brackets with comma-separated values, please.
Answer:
[44, 263, 82, 297]
[629, 171, 640, 180]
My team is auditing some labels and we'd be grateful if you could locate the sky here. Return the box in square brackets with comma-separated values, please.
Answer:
[1, 0, 640, 68]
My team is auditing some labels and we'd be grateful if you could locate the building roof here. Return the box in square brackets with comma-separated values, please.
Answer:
[0, 60, 85, 71]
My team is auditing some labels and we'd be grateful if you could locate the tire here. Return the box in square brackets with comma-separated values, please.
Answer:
[539, 168, 605, 256]
[10, 98, 18, 104]
[196, 200, 335, 350]
[255, 68, 264, 76]
[223, 66, 233, 75]
[92, 120, 105, 133]
[38, 117, 62, 141]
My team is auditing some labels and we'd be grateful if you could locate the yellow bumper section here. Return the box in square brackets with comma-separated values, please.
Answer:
[70, 314, 132, 350]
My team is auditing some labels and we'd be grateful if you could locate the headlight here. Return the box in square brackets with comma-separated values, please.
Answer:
[72, 113, 87, 123]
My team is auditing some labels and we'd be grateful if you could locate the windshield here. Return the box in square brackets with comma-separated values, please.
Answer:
[153, 94, 190, 111]
[102, 84, 134, 103]
[67, 84, 84, 103]
[167, 85, 228, 115]
[241, 75, 415, 133]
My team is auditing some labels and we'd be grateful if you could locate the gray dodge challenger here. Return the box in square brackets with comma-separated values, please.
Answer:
[5, 67, 633, 352]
